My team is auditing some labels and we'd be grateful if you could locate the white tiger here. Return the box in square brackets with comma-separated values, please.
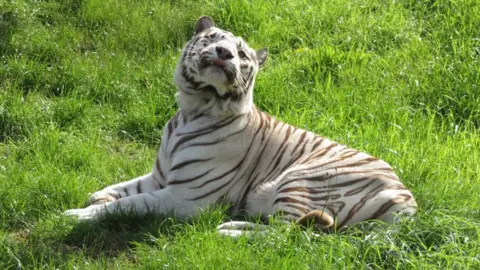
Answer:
[65, 16, 417, 236]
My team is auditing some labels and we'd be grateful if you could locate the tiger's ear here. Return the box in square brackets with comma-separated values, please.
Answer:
[195, 16, 214, 34]
[256, 48, 268, 66]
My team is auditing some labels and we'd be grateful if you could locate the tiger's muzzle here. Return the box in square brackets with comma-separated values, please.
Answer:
[199, 54, 236, 85]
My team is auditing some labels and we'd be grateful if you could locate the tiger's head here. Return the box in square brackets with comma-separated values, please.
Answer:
[175, 16, 267, 117]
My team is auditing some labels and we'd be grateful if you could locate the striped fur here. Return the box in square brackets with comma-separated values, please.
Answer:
[65, 16, 416, 234]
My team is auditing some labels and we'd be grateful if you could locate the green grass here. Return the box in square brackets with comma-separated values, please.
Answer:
[1, 0, 480, 268]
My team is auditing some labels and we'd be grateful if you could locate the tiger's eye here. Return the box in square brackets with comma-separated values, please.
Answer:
[238, 51, 248, 59]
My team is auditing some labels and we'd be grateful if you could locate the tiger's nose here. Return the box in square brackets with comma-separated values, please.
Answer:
[216, 46, 233, 60]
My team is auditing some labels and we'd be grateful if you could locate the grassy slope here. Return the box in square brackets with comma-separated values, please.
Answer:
[1, 0, 480, 268]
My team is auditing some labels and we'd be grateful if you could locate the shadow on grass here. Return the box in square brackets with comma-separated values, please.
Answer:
[60, 206, 230, 258]
[61, 212, 182, 257]
[2, 213, 184, 268]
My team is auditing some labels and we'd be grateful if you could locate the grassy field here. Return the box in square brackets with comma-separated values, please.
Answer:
[1, 0, 480, 268]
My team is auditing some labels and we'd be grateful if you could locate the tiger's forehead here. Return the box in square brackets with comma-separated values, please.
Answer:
[195, 28, 249, 48]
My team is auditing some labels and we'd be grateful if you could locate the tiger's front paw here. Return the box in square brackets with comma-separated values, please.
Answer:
[89, 189, 119, 205]
[64, 205, 105, 220]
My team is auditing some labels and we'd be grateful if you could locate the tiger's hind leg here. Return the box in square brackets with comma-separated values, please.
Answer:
[217, 176, 336, 237]
[89, 173, 165, 205]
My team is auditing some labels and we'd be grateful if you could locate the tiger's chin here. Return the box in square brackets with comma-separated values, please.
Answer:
[197, 74, 237, 99]
[200, 58, 236, 84]
[201, 78, 230, 96]
[198, 84, 229, 98]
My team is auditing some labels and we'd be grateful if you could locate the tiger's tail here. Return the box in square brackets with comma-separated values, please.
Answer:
[296, 210, 335, 230]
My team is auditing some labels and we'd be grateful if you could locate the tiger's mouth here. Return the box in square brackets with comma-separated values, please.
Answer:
[199, 57, 235, 84]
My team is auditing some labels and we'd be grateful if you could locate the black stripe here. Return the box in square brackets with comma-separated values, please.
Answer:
[187, 176, 233, 201]
[282, 135, 311, 170]
[273, 196, 318, 211]
[173, 112, 180, 128]
[307, 150, 360, 169]
[266, 125, 291, 170]
[170, 158, 213, 171]
[311, 137, 324, 151]
[272, 146, 288, 171]
[152, 173, 164, 189]
[176, 115, 238, 136]
[338, 183, 386, 227]
[333, 157, 379, 170]
[190, 158, 243, 189]
[291, 131, 308, 154]
[188, 67, 197, 75]
[277, 186, 339, 195]
[305, 143, 339, 162]
[156, 157, 165, 180]
[191, 112, 205, 121]
[369, 194, 412, 220]
[167, 119, 174, 141]
[343, 179, 377, 196]
[136, 181, 142, 194]
[238, 182, 253, 210]
[325, 201, 346, 216]
[243, 66, 255, 91]
[169, 169, 213, 185]
[178, 138, 227, 150]
[181, 64, 202, 89]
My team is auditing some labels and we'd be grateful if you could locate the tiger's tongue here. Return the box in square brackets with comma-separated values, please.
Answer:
[210, 59, 226, 67]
